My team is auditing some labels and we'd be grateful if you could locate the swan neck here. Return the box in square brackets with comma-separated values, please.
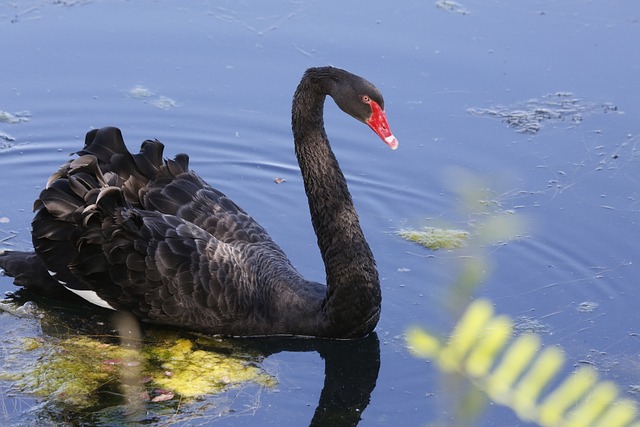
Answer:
[291, 68, 381, 337]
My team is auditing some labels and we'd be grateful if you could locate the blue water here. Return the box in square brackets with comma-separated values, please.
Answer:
[1, 1, 639, 425]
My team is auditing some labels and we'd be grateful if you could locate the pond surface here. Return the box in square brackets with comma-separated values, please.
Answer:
[1, 1, 639, 426]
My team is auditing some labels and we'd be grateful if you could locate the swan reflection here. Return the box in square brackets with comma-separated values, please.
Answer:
[0, 292, 380, 426]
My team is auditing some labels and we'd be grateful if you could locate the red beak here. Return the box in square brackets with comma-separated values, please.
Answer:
[366, 100, 398, 150]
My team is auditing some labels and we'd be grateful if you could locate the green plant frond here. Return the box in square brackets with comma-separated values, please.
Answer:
[406, 327, 442, 358]
[406, 299, 640, 427]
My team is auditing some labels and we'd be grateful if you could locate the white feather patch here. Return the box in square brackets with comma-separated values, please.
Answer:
[64, 286, 117, 310]
[48, 270, 68, 286]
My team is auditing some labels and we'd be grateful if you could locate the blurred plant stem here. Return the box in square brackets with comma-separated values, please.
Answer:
[112, 311, 145, 421]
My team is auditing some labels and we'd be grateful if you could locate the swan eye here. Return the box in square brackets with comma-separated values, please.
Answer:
[361, 95, 371, 103]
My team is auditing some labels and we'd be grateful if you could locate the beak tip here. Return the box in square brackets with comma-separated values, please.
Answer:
[385, 135, 399, 150]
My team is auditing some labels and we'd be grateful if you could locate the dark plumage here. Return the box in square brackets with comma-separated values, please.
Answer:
[0, 66, 398, 338]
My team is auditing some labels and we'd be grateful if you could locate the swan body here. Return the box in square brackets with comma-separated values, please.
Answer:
[0, 67, 397, 338]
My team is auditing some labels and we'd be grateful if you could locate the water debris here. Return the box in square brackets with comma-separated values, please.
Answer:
[0, 229, 18, 245]
[0, 131, 16, 148]
[399, 226, 469, 250]
[274, 177, 286, 184]
[128, 85, 155, 99]
[0, 110, 30, 124]
[513, 316, 551, 335]
[1, 4, 41, 24]
[0, 126, 15, 138]
[435, 0, 470, 15]
[127, 85, 180, 109]
[0, 300, 40, 318]
[2, 0, 94, 24]
[468, 93, 620, 134]
[151, 95, 179, 109]
[576, 301, 599, 313]
[150, 389, 174, 402]
[292, 43, 314, 57]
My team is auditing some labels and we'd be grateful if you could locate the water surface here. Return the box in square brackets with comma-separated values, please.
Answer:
[1, 1, 639, 425]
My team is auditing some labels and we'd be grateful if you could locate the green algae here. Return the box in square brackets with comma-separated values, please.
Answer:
[2, 336, 137, 408]
[399, 226, 469, 250]
[144, 337, 276, 398]
[0, 303, 276, 410]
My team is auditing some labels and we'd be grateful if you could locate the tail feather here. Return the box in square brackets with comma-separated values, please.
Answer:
[79, 127, 131, 166]
[0, 250, 66, 296]
[133, 140, 165, 176]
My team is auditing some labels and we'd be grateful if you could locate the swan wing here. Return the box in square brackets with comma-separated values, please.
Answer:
[75, 201, 264, 331]
[29, 127, 282, 331]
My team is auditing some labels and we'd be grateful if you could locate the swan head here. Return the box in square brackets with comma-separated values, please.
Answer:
[364, 97, 399, 150]
[327, 67, 399, 150]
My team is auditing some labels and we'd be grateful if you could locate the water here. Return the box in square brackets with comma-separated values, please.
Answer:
[1, 1, 639, 425]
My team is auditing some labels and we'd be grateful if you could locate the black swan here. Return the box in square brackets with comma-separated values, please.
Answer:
[0, 66, 398, 338]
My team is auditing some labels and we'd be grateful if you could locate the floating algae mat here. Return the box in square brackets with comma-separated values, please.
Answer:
[0, 301, 276, 410]
[144, 336, 276, 398]
[399, 226, 469, 250]
[3, 336, 140, 408]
